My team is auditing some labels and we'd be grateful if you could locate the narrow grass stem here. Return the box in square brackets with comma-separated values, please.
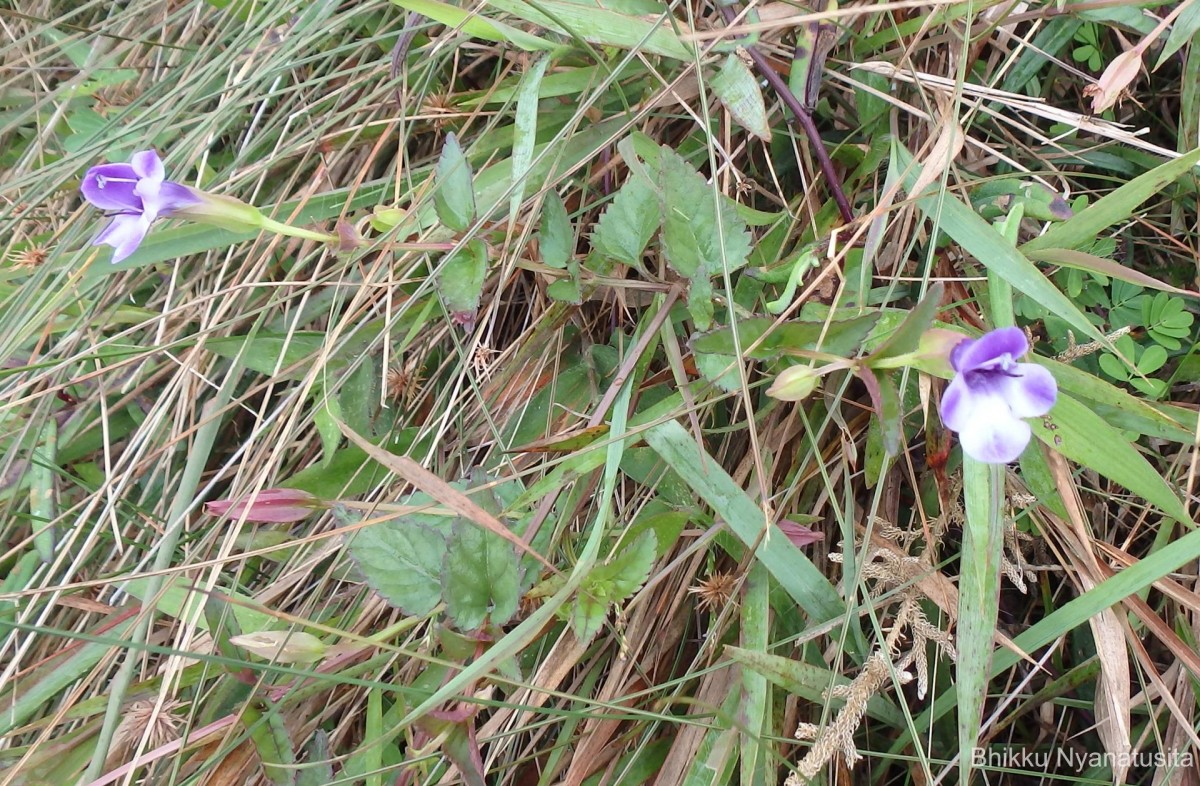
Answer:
[79, 388, 238, 784]
[259, 216, 337, 244]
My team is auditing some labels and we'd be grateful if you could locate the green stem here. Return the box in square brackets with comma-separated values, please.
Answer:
[259, 216, 337, 244]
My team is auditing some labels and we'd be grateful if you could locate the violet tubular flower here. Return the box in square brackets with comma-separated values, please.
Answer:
[80, 150, 201, 263]
[941, 327, 1057, 464]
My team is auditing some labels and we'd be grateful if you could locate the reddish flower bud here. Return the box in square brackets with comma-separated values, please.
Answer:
[205, 488, 325, 523]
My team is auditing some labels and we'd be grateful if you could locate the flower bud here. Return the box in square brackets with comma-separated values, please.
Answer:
[172, 189, 266, 233]
[911, 328, 969, 377]
[229, 631, 327, 664]
[767, 365, 821, 401]
[205, 488, 326, 523]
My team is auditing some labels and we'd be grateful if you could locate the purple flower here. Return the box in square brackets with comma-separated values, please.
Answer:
[80, 149, 200, 263]
[941, 327, 1057, 464]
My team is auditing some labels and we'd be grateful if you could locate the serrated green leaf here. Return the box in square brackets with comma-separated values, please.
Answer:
[346, 520, 446, 617]
[443, 517, 523, 630]
[710, 54, 770, 141]
[593, 176, 660, 265]
[435, 133, 476, 232]
[571, 586, 607, 643]
[657, 146, 752, 330]
[547, 277, 582, 303]
[540, 191, 573, 269]
[437, 238, 488, 317]
[571, 531, 657, 642]
[600, 530, 656, 598]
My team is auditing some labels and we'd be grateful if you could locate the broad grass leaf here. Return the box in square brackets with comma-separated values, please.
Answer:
[1033, 394, 1188, 521]
[711, 54, 770, 141]
[957, 460, 1005, 784]
[690, 314, 880, 359]
[482, 0, 694, 59]
[894, 142, 1102, 341]
[435, 132, 476, 232]
[510, 54, 550, 220]
[389, 0, 557, 50]
[593, 176, 659, 266]
[1156, 0, 1200, 69]
[869, 281, 944, 361]
[725, 646, 906, 726]
[657, 146, 752, 330]
[346, 520, 446, 617]
[1044, 359, 1191, 442]
[443, 517, 523, 630]
[644, 420, 842, 622]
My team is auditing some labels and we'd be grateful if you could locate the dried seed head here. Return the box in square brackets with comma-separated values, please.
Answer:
[107, 699, 185, 765]
[689, 572, 739, 613]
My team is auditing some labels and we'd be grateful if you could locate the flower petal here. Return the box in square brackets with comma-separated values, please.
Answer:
[81, 164, 141, 211]
[958, 412, 1033, 463]
[940, 374, 976, 432]
[951, 327, 1028, 373]
[157, 182, 201, 214]
[994, 362, 1057, 418]
[94, 214, 152, 263]
[130, 149, 165, 182]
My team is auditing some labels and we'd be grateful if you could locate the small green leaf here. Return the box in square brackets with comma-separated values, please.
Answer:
[571, 531, 656, 642]
[313, 394, 343, 466]
[593, 176, 660, 266]
[1098, 353, 1129, 380]
[435, 133, 476, 232]
[710, 54, 771, 141]
[868, 281, 945, 362]
[547, 277, 582, 303]
[657, 146, 752, 330]
[540, 191, 573, 269]
[443, 517, 523, 630]
[345, 517, 446, 617]
[437, 239, 488, 318]
[599, 530, 656, 598]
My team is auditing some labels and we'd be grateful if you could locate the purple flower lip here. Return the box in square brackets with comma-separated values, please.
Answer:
[940, 327, 1058, 463]
[80, 149, 200, 263]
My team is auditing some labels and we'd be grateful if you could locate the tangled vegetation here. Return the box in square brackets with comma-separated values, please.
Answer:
[2, 0, 1199, 784]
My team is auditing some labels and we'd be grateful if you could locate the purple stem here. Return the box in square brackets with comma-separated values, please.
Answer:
[717, 4, 854, 223]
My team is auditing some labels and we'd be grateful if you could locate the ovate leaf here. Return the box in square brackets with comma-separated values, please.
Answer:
[443, 516, 523, 630]
[656, 146, 752, 329]
[346, 517, 446, 617]
[540, 190, 573, 269]
[593, 176, 660, 266]
[711, 54, 771, 141]
[571, 530, 657, 642]
[435, 132, 476, 232]
[437, 239, 488, 323]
